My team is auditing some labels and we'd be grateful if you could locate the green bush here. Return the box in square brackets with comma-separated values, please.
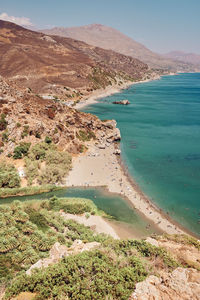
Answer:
[24, 158, 39, 185]
[21, 125, 29, 139]
[0, 163, 20, 188]
[38, 164, 67, 185]
[13, 142, 31, 159]
[29, 142, 50, 160]
[44, 136, 52, 144]
[2, 132, 8, 142]
[5, 250, 147, 300]
[0, 114, 7, 131]
[76, 130, 96, 142]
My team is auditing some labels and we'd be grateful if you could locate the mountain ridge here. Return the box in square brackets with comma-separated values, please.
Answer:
[0, 20, 149, 100]
[164, 50, 200, 66]
[41, 23, 196, 71]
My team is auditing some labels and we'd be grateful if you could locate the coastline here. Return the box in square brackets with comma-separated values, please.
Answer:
[75, 74, 161, 110]
[68, 73, 199, 238]
[66, 142, 194, 236]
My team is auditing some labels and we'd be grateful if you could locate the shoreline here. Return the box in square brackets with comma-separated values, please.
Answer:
[117, 155, 199, 239]
[69, 73, 199, 238]
[66, 142, 197, 237]
[75, 74, 161, 110]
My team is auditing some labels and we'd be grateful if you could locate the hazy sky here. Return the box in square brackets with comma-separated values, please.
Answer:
[0, 0, 200, 54]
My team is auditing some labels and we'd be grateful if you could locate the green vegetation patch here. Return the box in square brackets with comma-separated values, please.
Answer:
[48, 196, 99, 215]
[0, 163, 20, 189]
[0, 114, 8, 131]
[22, 141, 72, 186]
[0, 185, 60, 198]
[76, 129, 96, 142]
[4, 250, 147, 300]
[13, 142, 31, 159]
[1, 198, 196, 300]
[0, 198, 108, 286]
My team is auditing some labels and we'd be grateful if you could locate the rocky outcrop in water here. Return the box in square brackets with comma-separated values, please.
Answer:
[112, 99, 130, 105]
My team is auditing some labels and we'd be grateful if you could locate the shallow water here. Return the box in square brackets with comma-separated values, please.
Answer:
[0, 187, 161, 238]
[83, 73, 200, 237]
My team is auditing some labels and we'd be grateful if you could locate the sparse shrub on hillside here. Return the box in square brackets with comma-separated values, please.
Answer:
[44, 136, 52, 144]
[21, 125, 29, 139]
[13, 142, 31, 159]
[35, 131, 41, 139]
[0, 163, 20, 188]
[2, 131, 8, 143]
[0, 114, 7, 131]
[76, 129, 96, 142]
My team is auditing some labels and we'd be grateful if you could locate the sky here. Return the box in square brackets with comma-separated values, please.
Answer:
[0, 0, 200, 54]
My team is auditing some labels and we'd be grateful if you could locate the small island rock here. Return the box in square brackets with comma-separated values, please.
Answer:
[112, 99, 130, 105]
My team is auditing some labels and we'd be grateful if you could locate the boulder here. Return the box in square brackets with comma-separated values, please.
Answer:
[112, 99, 130, 105]
[130, 268, 200, 300]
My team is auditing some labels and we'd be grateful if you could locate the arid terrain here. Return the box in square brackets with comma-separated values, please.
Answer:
[0, 20, 149, 102]
[41, 24, 197, 71]
[0, 19, 199, 300]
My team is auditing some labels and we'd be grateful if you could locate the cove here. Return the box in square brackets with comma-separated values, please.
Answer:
[83, 73, 200, 237]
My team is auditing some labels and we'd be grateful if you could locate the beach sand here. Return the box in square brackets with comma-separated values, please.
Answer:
[66, 142, 186, 236]
[60, 212, 119, 239]
[75, 74, 161, 110]
[66, 72, 189, 238]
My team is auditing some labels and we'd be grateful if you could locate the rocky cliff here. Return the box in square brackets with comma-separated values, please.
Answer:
[0, 76, 120, 158]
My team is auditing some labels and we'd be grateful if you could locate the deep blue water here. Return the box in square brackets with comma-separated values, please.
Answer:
[83, 73, 200, 236]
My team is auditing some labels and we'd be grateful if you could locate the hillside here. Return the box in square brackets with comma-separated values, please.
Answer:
[0, 198, 199, 300]
[0, 20, 149, 100]
[41, 24, 195, 71]
[164, 51, 200, 68]
[0, 76, 123, 192]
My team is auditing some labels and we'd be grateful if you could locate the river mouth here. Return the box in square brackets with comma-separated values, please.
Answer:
[0, 186, 162, 239]
[82, 73, 200, 237]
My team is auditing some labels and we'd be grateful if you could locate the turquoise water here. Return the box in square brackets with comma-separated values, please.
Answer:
[0, 187, 160, 238]
[83, 73, 200, 236]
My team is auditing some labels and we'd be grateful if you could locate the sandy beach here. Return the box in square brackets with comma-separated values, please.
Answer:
[75, 74, 161, 110]
[66, 142, 187, 236]
[65, 71, 191, 237]
[61, 212, 119, 239]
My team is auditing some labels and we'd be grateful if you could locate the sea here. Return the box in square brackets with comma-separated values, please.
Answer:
[83, 73, 200, 237]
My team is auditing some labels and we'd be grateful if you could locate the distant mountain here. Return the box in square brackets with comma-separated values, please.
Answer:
[41, 24, 194, 71]
[164, 51, 200, 66]
[0, 20, 148, 96]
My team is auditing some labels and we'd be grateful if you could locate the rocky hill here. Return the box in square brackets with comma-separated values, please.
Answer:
[0, 76, 120, 158]
[41, 24, 195, 71]
[0, 20, 148, 101]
